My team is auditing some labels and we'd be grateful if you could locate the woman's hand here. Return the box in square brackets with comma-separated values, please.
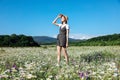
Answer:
[66, 43, 68, 48]
[58, 15, 61, 18]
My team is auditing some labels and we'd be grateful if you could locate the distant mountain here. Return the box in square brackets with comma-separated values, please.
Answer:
[33, 36, 80, 44]
[33, 36, 56, 44]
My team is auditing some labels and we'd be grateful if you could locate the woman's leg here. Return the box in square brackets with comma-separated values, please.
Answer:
[62, 47, 69, 64]
[57, 46, 62, 64]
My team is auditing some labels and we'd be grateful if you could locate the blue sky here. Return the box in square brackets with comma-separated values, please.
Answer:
[0, 0, 120, 39]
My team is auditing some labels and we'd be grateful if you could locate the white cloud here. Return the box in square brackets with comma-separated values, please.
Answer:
[53, 35, 57, 38]
[69, 33, 96, 39]
[53, 33, 97, 40]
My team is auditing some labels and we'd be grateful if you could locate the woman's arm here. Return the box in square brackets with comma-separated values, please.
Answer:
[66, 29, 69, 47]
[52, 16, 60, 26]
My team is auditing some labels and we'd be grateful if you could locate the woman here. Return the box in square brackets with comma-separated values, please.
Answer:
[52, 14, 69, 65]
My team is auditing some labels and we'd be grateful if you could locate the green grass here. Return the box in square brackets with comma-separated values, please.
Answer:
[0, 46, 120, 80]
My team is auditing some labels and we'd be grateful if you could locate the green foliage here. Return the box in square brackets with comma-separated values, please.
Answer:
[0, 34, 39, 47]
[80, 51, 115, 63]
[70, 33, 120, 46]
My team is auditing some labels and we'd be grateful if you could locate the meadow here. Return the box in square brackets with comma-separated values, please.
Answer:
[0, 46, 120, 80]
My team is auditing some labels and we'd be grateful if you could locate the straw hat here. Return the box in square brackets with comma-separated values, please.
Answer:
[65, 16, 68, 21]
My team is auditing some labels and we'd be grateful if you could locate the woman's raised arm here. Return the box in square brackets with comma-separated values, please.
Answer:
[52, 15, 60, 26]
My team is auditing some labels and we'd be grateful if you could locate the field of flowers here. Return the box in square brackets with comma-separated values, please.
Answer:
[0, 46, 120, 80]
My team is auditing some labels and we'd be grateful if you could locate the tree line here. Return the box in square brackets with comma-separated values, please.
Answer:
[70, 33, 120, 46]
[0, 34, 39, 47]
